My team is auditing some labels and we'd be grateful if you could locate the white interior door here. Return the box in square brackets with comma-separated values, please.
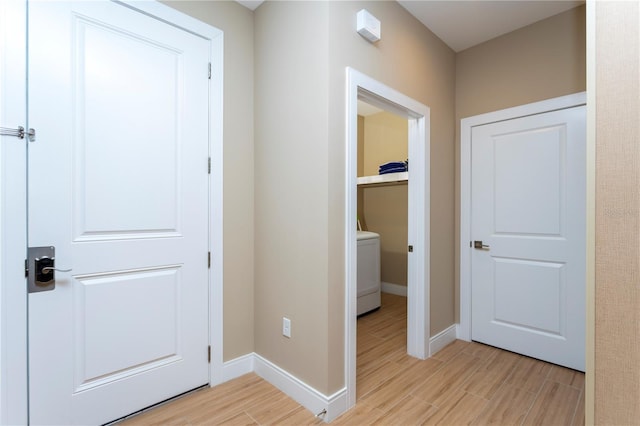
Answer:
[28, 2, 211, 424]
[471, 106, 586, 371]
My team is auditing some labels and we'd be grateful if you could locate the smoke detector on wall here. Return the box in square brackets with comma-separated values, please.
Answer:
[357, 9, 381, 43]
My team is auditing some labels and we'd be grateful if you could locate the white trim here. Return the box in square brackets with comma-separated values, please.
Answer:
[0, 1, 28, 424]
[381, 282, 408, 297]
[429, 324, 458, 356]
[459, 92, 587, 342]
[207, 21, 225, 390]
[221, 353, 254, 382]
[346, 67, 430, 410]
[253, 354, 348, 423]
[345, 68, 358, 410]
[460, 92, 588, 131]
[115, 0, 220, 37]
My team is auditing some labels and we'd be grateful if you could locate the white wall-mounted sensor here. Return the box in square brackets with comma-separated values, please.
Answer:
[357, 9, 381, 43]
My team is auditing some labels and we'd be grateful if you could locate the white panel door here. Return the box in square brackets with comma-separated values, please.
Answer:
[471, 106, 586, 371]
[27, 2, 210, 424]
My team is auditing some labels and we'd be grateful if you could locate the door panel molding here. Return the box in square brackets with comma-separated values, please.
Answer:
[459, 92, 586, 343]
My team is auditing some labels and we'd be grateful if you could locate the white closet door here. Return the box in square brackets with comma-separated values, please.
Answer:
[471, 106, 586, 371]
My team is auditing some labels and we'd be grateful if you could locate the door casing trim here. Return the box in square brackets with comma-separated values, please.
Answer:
[458, 92, 587, 342]
[345, 67, 430, 409]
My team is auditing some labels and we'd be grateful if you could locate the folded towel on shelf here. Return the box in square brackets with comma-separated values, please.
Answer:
[379, 161, 406, 171]
[379, 167, 407, 175]
[380, 161, 406, 167]
[379, 160, 408, 175]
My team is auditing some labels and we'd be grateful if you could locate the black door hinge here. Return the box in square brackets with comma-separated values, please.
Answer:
[208, 345, 211, 363]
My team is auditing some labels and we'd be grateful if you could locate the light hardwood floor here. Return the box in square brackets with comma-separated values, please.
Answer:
[121, 293, 585, 425]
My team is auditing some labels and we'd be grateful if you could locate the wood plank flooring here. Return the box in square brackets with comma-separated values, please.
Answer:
[121, 293, 584, 425]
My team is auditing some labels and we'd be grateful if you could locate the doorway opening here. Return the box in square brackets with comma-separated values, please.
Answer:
[345, 68, 430, 408]
[355, 100, 409, 401]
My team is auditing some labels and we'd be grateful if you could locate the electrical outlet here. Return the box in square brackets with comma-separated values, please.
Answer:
[282, 317, 291, 338]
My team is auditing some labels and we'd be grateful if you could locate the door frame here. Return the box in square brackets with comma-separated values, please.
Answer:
[459, 92, 587, 342]
[0, 2, 224, 423]
[0, 0, 28, 423]
[345, 68, 430, 408]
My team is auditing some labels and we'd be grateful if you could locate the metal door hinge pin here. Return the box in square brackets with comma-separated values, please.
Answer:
[1, 126, 34, 140]
[1, 126, 24, 139]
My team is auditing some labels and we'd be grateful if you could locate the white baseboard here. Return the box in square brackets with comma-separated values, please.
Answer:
[456, 324, 471, 342]
[218, 353, 348, 422]
[221, 353, 254, 382]
[381, 282, 408, 297]
[219, 327, 458, 422]
[429, 324, 458, 356]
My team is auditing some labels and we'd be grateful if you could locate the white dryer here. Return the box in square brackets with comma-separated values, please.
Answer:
[357, 231, 381, 315]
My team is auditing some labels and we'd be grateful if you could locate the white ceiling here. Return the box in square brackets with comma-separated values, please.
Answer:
[235, 0, 264, 11]
[236, 0, 583, 53]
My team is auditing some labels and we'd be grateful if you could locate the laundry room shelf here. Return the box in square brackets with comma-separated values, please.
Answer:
[357, 172, 408, 187]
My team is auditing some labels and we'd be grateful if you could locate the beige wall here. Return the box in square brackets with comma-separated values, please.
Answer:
[361, 112, 408, 176]
[327, 0, 456, 389]
[255, 0, 455, 394]
[162, 0, 255, 361]
[359, 111, 408, 287]
[456, 5, 586, 120]
[254, 1, 332, 393]
[594, 1, 640, 423]
[454, 5, 586, 321]
[363, 186, 408, 286]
